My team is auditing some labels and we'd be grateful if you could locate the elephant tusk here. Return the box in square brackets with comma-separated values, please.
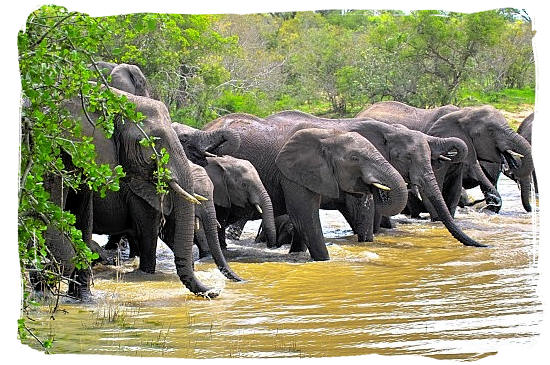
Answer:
[216, 220, 222, 229]
[169, 181, 201, 205]
[255, 204, 263, 214]
[446, 150, 458, 156]
[194, 193, 209, 201]
[412, 185, 422, 201]
[195, 217, 200, 231]
[204, 151, 218, 157]
[506, 149, 524, 158]
[439, 155, 452, 161]
[372, 182, 391, 191]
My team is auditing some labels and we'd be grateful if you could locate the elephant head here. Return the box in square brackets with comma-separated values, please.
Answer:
[172, 123, 241, 167]
[205, 155, 277, 248]
[348, 120, 485, 247]
[428, 106, 533, 212]
[188, 162, 243, 281]
[109, 63, 150, 97]
[503, 112, 536, 211]
[276, 128, 409, 218]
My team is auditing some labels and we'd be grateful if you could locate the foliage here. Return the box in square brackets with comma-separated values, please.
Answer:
[18, 5, 145, 349]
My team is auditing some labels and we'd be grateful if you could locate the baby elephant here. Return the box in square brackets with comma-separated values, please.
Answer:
[204, 156, 277, 249]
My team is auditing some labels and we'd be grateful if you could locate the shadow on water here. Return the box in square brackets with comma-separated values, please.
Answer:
[23, 176, 541, 360]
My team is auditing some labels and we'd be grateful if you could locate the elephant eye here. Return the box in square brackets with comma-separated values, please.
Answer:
[350, 154, 360, 161]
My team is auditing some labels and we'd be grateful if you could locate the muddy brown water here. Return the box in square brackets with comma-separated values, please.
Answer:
[22, 176, 541, 360]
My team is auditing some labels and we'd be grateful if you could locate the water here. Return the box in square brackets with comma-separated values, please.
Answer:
[22, 176, 541, 360]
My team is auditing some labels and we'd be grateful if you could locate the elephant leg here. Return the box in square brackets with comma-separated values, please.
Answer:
[218, 226, 227, 249]
[288, 235, 307, 252]
[68, 268, 91, 300]
[129, 197, 161, 274]
[194, 228, 211, 259]
[442, 164, 464, 217]
[226, 218, 248, 240]
[379, 216, 394, 229]
[104, 234, 122, 250]
[342, 193, 374, 242]
[282, 180, 329, 261]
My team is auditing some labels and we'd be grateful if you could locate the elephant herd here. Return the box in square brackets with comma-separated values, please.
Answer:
[34, 62, 536, 300]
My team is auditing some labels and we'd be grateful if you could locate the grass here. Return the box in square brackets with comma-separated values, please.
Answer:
[458, 87, 535, 112]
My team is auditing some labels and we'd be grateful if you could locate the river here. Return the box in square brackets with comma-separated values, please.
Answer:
[22, 175, 541, 360]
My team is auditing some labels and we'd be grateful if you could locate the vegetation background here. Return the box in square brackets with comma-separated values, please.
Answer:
[9, 1, 545, 359]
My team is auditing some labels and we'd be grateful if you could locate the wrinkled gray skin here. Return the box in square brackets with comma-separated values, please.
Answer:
[204, 155, 277, 249]
[65, 87, 217, 298]
[265, 111, 485, 248]
[477, 112, 536, 212]
[188, 162, 243, 281]
[358, 102, 533, 215]
[204, 114, 408, 260]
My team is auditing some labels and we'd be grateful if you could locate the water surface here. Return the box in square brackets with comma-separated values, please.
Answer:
[23, 176, 541, 360]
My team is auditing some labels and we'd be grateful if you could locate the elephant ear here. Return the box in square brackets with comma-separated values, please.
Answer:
[127, 176, 173, 215]
[205, 160, 231, 208]
[427, 108, 478, 163]
[275, 128, 339, 198]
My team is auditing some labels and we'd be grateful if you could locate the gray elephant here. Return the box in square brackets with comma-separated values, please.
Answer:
[64, 87, 217, 298]
[204, 114, 408, 261]
[89, 62, 149, 97]
[187, 162, 243, 281]
[358, 102, 533, 215]
[203, 155, 277, 249]
[264, 111, 485, 248]
[477, 112, 536, 211]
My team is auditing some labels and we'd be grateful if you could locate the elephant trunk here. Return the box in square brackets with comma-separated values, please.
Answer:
[420, 173, 487, 247]
[370, 162, 408, 217]
[428, 136, 468, 163]
[519, 176, 532, 212]
[202, 201, 244, 281]
[171, 198, 218, 298]
[256, 188, 277, 248]
[201, 129, 241, 156]
[506, 131, 534, 212]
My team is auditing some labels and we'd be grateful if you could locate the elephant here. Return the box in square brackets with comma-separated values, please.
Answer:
[203, 155, 277, 249]
[263, 110, 485, 248]
[187, 162, 243, 281]
[64, 86, 218, 298]
[358, 101, 533, 215]
[516, 113, 537, 196]
[475, 112, 536, 211]
[203, 114, 408, 261]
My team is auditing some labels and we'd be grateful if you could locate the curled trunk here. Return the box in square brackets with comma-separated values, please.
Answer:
[371, 164, 408, 218]
[201, 129, 241, 156]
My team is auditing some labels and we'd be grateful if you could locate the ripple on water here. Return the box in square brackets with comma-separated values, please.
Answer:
[23, 176, 541, 360]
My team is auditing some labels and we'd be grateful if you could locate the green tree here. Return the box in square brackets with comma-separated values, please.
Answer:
[18, 5, 141, 350]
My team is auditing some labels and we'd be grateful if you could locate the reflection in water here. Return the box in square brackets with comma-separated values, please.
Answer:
[23, 176, 541, 360]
